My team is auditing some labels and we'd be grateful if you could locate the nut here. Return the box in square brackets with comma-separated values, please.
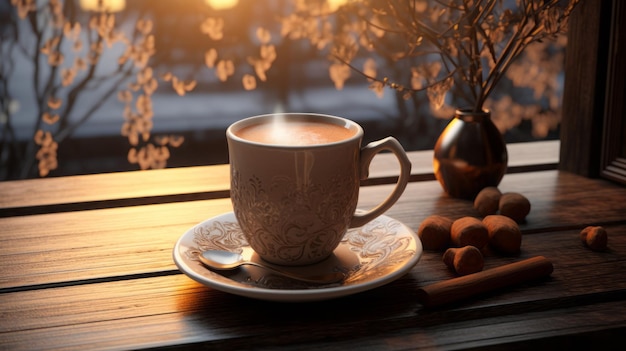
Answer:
[499, 192, 531, 222]
[474, 187, 502, 217]
[443, 246, 484, 276]
[483, 215, 522, 255]
[580, 226, 608, 251]
[418, 215, 453, 251]
[451, 217, 489, 249]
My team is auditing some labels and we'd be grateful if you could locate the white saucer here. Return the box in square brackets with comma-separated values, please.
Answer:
[173, 212, 422, 302]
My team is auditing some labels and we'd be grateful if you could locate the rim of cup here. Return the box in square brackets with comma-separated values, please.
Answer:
[226, 113, 364, 149]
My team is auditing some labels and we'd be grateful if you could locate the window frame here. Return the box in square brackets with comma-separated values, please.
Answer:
[560, 0, 626, 184]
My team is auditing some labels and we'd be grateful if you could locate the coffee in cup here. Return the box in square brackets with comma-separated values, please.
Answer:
[234, 119, 355, 146]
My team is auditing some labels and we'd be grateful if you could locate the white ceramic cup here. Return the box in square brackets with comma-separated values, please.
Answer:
[226, 113, 411, 265]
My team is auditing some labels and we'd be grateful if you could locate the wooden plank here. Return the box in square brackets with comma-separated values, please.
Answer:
[368, 170, 626, 232]
[1, 228, 624, 351]
[365, 140, 559, 184]
[2, 287, 619, 351]
[505, 140, 560, 169]
[1, 169, 624, 350]
[0, 220, 626, 328]
[0, 165, 231, 217]
[2, 211, 624, 294]
[0, 198, 232, 291]
[273, 301, 626, 350]
[2, 170, 624, 292]
[0, 141, 559, 216]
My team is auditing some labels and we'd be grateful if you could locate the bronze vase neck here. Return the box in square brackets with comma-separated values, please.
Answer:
[455, 109, 491, 123]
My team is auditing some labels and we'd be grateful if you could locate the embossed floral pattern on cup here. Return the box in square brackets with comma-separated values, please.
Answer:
[230, 168, 358, 265]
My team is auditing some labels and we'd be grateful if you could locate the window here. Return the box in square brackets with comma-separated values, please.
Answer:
[560, 0, 626, 184]
[0, 1, 582, 179]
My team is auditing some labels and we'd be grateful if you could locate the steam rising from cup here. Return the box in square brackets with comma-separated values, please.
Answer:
[268, 114, 325, 146]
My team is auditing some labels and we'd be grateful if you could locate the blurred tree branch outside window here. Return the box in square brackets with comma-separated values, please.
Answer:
[0, 0, 574, 180]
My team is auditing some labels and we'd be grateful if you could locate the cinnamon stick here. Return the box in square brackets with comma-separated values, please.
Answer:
[416, 256, 553, 308]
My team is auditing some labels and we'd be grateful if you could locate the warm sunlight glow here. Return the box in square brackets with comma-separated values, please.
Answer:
[204, 0, 239, 10]
[327, 0, 349, 12]
[79, 0, 126, 12]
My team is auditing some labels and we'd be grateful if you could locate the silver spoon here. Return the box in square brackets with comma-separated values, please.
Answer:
[199, 250, 345, 284]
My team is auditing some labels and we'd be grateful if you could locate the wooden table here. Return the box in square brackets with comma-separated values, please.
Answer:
[1, 140, 625, 350]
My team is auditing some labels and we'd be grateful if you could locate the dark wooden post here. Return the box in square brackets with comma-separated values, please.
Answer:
[560, 0, 626, 184]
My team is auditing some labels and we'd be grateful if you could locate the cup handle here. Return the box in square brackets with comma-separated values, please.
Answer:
[349, 137, 412, 228]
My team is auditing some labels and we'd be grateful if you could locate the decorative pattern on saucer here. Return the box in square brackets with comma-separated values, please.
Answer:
[178, 212, 420, 295]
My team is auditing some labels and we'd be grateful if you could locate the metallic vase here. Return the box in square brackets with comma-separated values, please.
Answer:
[433, 109, 508, 199]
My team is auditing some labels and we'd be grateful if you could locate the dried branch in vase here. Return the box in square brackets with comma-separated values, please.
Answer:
[281, 0, 579, 114]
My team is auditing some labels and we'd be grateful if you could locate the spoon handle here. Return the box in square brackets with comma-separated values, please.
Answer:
[244, 262, 344, 284]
